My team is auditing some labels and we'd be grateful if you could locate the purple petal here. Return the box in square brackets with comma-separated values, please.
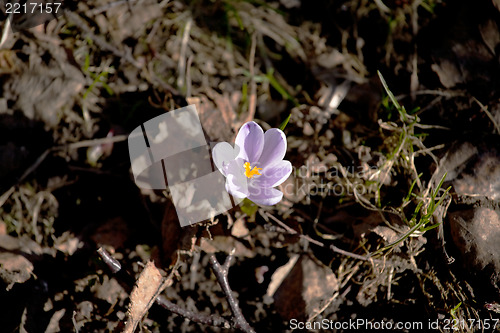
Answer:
[252, 160, 292, 188]
[212, 142, 236, 176]
[235, 121, 264, 164]
[247, 185, 283, 206]
[224, 159, 248, 198]
[258, 128, 287, 168]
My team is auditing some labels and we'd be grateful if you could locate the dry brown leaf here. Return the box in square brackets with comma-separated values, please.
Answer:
[123, 261, 164, 333]
[449, 207, 500, 294]
[270, 255, 339, 321]
[480, 20, 500, 55]
[431, 61, 464, 88]
[4, 58, 85, 128]
[266, 254, 299, 298]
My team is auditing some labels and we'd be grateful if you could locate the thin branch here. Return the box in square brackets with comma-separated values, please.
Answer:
[264, 212, 377, 262]
[329, 244, 374, 262]
[65, 135, 128, 150]
[97, 247, 122, 273]
[473, 97, 500, 134]
[96, 247, 232, 329]
[209, 253, 256, 333]
[156, 295, 231, 328]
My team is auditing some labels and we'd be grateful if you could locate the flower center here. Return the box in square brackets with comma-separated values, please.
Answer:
[244, 162, 262, 179]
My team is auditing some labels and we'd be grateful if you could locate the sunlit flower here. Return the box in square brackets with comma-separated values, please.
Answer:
[212, 121, 292, 206]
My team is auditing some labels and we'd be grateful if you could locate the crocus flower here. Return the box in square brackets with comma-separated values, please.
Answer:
[212, 121, 292, 206]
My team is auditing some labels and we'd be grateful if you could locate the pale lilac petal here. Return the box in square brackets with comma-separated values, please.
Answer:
[212, 142, 236, 176]
[235, 121, 264, 163]
[225, 159, 248, 198]
[252, 160, 292, 188]
[258, 128, 287, 168]
[226, 179, 248, 199]
[247, 185, 283, 206]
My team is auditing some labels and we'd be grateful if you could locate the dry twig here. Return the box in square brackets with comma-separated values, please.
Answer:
[264, 211, 377, 262]
[209, 252, 256, 333]
[97, 247, 249, 331]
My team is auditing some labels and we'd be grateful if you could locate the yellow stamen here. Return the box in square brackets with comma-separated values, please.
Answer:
[244, 162, 262, 178]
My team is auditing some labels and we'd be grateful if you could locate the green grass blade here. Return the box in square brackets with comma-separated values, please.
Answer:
[279, 113, 291, 131]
